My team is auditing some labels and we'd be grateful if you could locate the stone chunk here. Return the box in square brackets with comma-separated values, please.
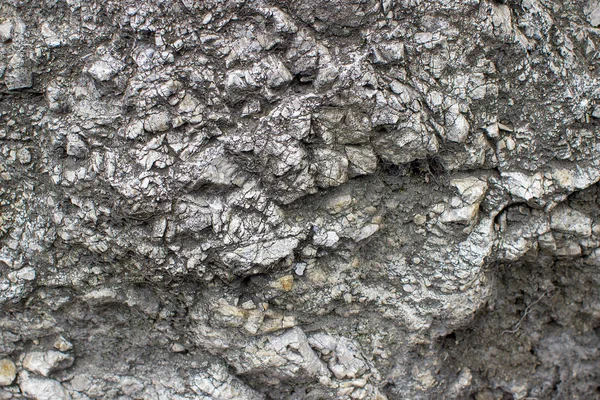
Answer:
[372, 128, 438, 165]
[333, 111, 371, 144]
[265, 58, 293, 88]
[345, 146, 378, 176]
[23, 351, 74, 377]
[190, 363, 265, 400]
[144, 111, 171, 133]
[445, 107, 470, 143]
[584, 248, 600, 266]
[0, 359, 16, 386]
[556, 241, 582, 257]
[267, 327, 330, 378]
[351, 223, 380, 242]
[586, 0, 600, 27]
[0, 21, 13, 42]
[270, 275, 294, 292]
[66, 134, 88, 158]
[440, 203, 479, 224]
[17, 148, 32, 164]
[325, 193, 353, 214]
[313, 148, 348, 188]
[491, 3, 513, 36]
[222, 237, 299, 267]
[330, 338, 368, 379]
[373, 41, 404, 64]
[313, 230, 340, 247]
[171, 343, 186, 353]
[53, 337, 73, 352]
[5, 53, 32, 90]
[502, 171, 544, 202]
[41, 22, 61, 47]
[19, 371, 71, 400]
[550, 205, 592, 237]
[86, 55, 125, 81]
[451, 177, 487, 204]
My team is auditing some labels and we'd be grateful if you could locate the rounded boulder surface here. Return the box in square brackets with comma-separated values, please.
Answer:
[0, 359, 16, 386]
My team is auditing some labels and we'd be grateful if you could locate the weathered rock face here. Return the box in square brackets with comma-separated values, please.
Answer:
[1, 0, 599, 399]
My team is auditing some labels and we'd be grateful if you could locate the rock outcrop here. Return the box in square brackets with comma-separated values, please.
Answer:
[1, 0, 600, 399]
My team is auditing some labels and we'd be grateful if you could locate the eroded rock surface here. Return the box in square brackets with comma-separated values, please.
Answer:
[1, 0, 600, 399]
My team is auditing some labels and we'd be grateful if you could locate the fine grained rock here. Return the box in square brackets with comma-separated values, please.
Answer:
[1, 0, 600, 399]
[0, 359, 16, 386]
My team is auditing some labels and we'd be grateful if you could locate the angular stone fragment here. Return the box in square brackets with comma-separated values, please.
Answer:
[325, 193, 353, 214]
[351, 223, 380, 242]
[23, 350, 74, 377]
[555, 241, 582, 257]
[502, 171, 544, 202]
[270, 275, 294, 291]
[491, 3, 513, 37]
[41, 22, 60, 47]
[19, 371, 71, 400]
[313, 230, 340, 247]
[17, 147, 32, 164]
[190, 363, 265, 400]
[53, 336, 73, 352]
[5, 53, 32, 90]
[0, 21, 13, 42]
[86, 55, 125, 81]
[372, 128, 439, 165]
[221, 237, 299, 267]
[372, 41, 404, 64]
[586, 0, 600, 27]
[550, 205, 592, 237]
[440, 203, 479, 224]
[584, 248, 600, 266]
[144, 111, 171, 133]
[451, 177, 487, 204]
[445, 108, 470, 143]
[345, 145, 378, 176]
[267, 327, 330, 378]
[265, 58, 293, 88]
[66, 134, 88, 158]
[315, 108, 370, 145]
[313, 148, 349, 188]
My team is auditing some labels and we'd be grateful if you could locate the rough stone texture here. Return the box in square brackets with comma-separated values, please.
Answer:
[1, 0, 600, 399]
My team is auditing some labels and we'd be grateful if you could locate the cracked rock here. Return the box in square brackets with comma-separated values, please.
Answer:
[23, 350, 74, 377]
[19, 371, 71, 400]
[4, 53, 32, 90]
[372, 127, 439, 165]
[550, 205, 592, 237]
[2, 1, 600, 399]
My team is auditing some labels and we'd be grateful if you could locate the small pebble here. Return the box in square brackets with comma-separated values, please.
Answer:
[171, 343, 186, 353]
[414, 214, 427, 225]
[294, 262, 307, 276]
[17, 148, 31, 164]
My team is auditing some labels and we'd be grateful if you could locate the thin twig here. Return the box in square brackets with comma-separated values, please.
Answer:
[502, 289, 556, 335]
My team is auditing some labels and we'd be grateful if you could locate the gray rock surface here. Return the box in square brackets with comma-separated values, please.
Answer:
[1, 0, 600, 399]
